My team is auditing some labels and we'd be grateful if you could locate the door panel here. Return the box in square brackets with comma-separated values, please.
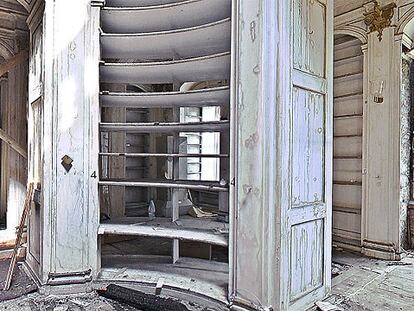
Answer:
[293, 0, 326, 77]
[289, 0, 332, 308]
[292, 87, 325, 207]
[290, 219, 324, 301]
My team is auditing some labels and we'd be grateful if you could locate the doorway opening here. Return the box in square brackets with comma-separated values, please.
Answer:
[0, 2, 29, 254]
[97, 0, 233, 303]
[332, 34, 364, 253]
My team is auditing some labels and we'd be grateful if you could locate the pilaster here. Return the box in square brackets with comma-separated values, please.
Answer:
[40, 0, 100, 287]
[229, 0, 279, 309]
[362, 26, 405, 260]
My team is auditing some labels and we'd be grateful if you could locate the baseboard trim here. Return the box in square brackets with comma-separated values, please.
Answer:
[362, 240, 403, 260]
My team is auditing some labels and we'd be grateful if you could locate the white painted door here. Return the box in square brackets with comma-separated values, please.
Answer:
[288, 0, 333, 309]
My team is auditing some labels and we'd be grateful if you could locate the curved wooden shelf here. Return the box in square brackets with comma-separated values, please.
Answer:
[101, 18, 231, 59]
[99, 152, 229, 158]
[99, 179, 228, 192]
[100, 86, 229, 108]
[105, 0, 184, 7]
[99, 120, 229, 133]
[100, 52, 230, 84]
[102, 0, 231, 33]
[99, 216, 228, 247]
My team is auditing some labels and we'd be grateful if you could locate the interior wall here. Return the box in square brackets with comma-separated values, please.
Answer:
[333, 35, 364, 251]
[0, 59, 28, 232]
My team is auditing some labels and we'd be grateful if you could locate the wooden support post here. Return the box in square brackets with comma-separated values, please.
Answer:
[172, 82, 180, 264]
[102, 85, 126, 219]
[172, 115, 180, 264]
[219, 103, 229, 217]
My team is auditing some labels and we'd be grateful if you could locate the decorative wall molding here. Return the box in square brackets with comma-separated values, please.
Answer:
[364, 1, 396, 41]
[15, 0, 31, 12]
[396, 1, 414, 35]
[334, 7, 368, 43]
[26, 0, 44, 32]
[335, 25, 368, 44]
[0, 2, 29, 59]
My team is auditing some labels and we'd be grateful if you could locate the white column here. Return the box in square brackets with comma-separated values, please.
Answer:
[230, 0, 281, 309]
[41, 0, 100, 289]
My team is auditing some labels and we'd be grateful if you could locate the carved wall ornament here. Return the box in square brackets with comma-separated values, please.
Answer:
[364, 1, 396, 41]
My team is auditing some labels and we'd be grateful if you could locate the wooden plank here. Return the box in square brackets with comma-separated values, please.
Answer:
[333, 73, 363, 98]
[98, 284, 189, 310]
[334, 136, 362, 158]
[334, 94, 363, 117]
[4, 183, 34, 291]
[334, 158, 362, 171]
[334, 43, 362, 62]
[333, 183, 362, 210]
[0, 50, 29, 78]
[334, 156, 362, 183]
[333, 37, 361, 51]
[333, 116, 362, 137]
[333, 170, 362, 183]
[0, 128, 27, 159]
[334, 54, 363, 77]
[333, 210, 361, 234]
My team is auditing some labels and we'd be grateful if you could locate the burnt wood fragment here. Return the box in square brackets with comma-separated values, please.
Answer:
[97, 284, 189, 311]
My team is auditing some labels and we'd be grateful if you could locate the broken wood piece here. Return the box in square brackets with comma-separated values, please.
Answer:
[315, 301, 343, 311]
[0, 50, 29, 78]
[97, 284, 189, 311]
[155, 277, 165, 295]
[386, 262, 413, 266]
[4, 183, 35, 291]
[0, 128, 28, 159]
[188, 206, 217, 218]
[111, 267, 128, 278]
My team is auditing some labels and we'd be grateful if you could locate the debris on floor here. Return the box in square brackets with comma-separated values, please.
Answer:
[0, 292, 138, 311]
[331, 262, 349, 278]
[315, 301, 343, 311]
[325, 251, 414, 311]
[0, 261, 37, 302]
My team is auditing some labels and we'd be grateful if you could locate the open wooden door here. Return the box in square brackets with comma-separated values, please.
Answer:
[287, 0, 333, 309]
[230, 0, 332, 309]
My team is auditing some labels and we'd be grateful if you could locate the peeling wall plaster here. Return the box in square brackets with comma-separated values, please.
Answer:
[399, 56, 412, 249]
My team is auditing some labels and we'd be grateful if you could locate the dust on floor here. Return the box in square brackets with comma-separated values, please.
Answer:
[0, 260, 36, 301]
[314, 250, 414, 311]
[3, 250, 414, 310]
